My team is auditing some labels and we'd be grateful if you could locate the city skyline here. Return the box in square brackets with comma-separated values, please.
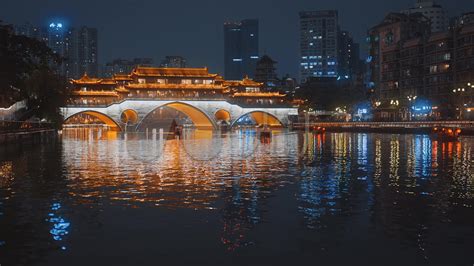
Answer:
[1, 0, 473, 78]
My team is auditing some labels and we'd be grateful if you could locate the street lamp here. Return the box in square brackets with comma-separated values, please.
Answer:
[406, 95, 417, 121]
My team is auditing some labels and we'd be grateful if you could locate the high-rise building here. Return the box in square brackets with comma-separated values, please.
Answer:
[160, 56, 186, 68]
[224, 19, 259, 80]
[14, 22, 98, 79]
[70, 26, 98, 78]
[368, 13, 430, 105]
[401, 0, 448, 33]
[337, 30, 361, 78]
[366, 12, 474, 120]
[14, 23, 47, 42]
[102, 58, 154, 78]
[46, 22, 72, 77]
[47, 22, 69, 57]
[454, 14, 474, 116]
[299, 10, 339, 82]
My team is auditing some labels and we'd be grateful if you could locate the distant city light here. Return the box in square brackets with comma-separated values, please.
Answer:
[49, 22, 64, 29]
[358, 108, 368, 115]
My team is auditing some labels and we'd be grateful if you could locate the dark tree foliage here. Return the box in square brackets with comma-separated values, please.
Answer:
[295, 77, 366, 111]
[0, 21, 69, 127]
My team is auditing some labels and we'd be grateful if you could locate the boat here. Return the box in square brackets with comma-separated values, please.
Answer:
[311, 126, 326, 134]
[431, 127, 461, 141]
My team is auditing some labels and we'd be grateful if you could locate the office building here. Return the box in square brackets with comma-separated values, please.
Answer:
[299, 10, 339, 82]
[224, 19, 259, 80]
[338, 30, 361, 78]
[70, 26, 98, 78]
[14, 22, 98, 79]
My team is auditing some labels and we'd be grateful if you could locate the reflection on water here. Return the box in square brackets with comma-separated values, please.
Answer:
[0, 129, 473, 265]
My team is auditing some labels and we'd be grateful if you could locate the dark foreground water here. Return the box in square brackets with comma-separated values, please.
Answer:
[0, 130, 473, 266]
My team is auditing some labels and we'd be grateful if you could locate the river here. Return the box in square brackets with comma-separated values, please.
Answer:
[0, 129, 473, 265]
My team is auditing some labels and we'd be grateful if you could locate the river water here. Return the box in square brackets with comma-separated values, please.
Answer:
[0, 129, 473, 265]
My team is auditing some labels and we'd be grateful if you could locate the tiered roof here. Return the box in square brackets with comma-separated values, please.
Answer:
[223, 76, 263, 87]
[71, 73, 105, 85]
[131, 67, 218, 78]
[69, 67, 287, 98]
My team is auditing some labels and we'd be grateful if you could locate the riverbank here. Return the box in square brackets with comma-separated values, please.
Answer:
[291, 121, 474, 135]
[0, 129, 57, 144]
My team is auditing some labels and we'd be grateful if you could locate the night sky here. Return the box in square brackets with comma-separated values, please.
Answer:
[1, 0, 473, 77]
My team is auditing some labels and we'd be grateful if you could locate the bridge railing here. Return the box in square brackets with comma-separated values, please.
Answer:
[0, 120, 54, 134]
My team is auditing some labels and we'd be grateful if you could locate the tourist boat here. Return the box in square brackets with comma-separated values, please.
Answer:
[259, 125, 272, 143]
[431, 127, 461, 141]
[311, 126, 326, 134]
[174, 125, 183, 138]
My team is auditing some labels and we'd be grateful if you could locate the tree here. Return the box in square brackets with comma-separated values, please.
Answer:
[0, 21, 69, 127]
[295, 77, 366, 112]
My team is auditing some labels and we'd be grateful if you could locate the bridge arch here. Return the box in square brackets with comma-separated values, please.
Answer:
[64, 110, 121, 131]
[232, 111, 284, 128]
[136, 101, 216, 130]
[214, 109, 231, 124]
[121, 109, 139, 124]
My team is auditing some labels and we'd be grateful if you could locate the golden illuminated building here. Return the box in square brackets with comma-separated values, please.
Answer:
[69, 67, 287, 106]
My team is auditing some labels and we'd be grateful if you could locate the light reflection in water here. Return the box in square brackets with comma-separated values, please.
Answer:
[0, 161, 13, 188]
[0, 129, 473, 265]
[47, 202, 70, 250]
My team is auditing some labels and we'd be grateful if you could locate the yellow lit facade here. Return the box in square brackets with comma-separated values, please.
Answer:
[69, 67, 288, 107]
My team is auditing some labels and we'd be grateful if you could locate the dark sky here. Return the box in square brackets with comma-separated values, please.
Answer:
[1, 0, 473, 77]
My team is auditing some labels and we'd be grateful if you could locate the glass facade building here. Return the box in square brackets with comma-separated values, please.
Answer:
[224, 19, 259, 80]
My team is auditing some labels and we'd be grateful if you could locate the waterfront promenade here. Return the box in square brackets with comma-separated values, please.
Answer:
[291, 120, 474, 134]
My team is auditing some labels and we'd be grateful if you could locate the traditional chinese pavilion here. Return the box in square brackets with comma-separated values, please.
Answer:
[69, 67, 287, 106]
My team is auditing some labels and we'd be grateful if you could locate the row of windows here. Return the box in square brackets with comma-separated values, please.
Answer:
[137, 79, 214, 85]
[425, 74, 453, 84]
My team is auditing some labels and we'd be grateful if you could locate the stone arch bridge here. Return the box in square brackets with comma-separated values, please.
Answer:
[61, 100, 298, 131]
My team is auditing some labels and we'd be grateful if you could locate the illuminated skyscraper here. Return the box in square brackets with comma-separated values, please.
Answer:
[224, 19, 259, 80]
[46, 22, 72, 77]
[14, 22, 98, 79]
[299, 10, 339, 82]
